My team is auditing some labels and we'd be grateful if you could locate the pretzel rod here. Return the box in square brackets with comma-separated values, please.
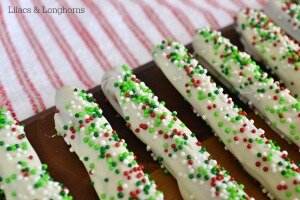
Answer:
[236, 8, 300, 98]
[264, 0, 300, 42]
[101, 66, 250, 200]
[0, 108, 72, 200]
[193, 27, 300, 148]
[54, 86, 163, 200]
[153, 39, 300, 200]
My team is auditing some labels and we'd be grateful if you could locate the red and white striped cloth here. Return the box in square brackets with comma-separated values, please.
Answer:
[0, 0, 267, 120]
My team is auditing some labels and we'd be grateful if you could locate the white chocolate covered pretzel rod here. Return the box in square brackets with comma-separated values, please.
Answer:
[54, 86, 163, 200]
[153, 39, 300, 200]
[101, 65, 250, 200]
[0, 108, 72, 200]
[193, 27, 300, 148]
[236, 8, 300, 98]
[264, 0, 300, 42]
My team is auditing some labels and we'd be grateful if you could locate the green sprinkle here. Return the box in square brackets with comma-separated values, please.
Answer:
[218, 122, 223, 127]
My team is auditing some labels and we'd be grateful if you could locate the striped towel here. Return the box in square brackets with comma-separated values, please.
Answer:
[0, 0, 266, 120]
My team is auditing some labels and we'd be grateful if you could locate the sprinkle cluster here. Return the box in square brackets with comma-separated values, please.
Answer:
[277, 0, 300, 30]
[237, 8, 300, 98]
[110, 65, 249, 199]
[194, 27, 300, 148]
[56, 88, 163, 200]
[153, 39, 300, 199]
[0, 108, 72, 200]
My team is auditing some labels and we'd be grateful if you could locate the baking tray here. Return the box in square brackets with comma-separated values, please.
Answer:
[21, 24, 300, 200]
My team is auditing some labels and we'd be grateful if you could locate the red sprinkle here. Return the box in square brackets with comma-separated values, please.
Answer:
[277, 185, 282, 190]
[117, 186, 123, 191]
[255, 161, 261, 167]
[263, 167, 268, 172]
[196, 141, 201, 146]
[139, 124, 148, 130]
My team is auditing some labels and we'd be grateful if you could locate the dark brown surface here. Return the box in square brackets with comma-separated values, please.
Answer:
[22, 25, 300, 200]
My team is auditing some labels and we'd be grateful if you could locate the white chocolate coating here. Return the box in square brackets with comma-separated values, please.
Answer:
[101, 66, 250, 200]
[193, 27, 300, 148]
[264, 0, 300, 42]
[0, 108, 72, 200]
[153, 39, 300, 200]
[54, 86, 163, 200]
[236, 8, 300, 98]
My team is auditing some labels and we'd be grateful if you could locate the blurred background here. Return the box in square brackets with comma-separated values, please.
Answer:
[0, 0, 266, 120]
